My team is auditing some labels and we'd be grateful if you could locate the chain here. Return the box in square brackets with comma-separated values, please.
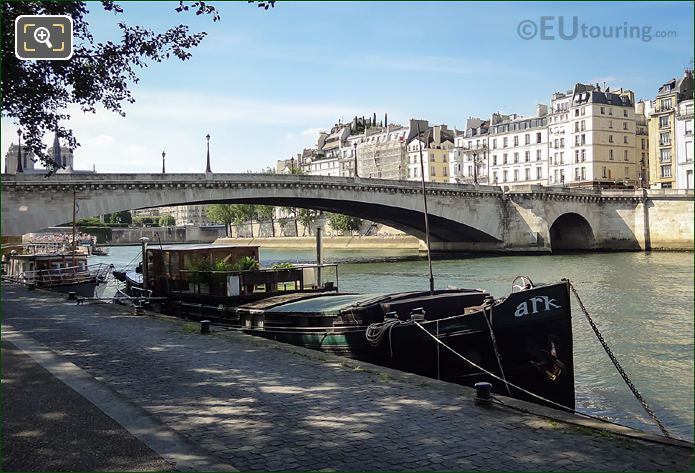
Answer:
[567, 280, 672, 439]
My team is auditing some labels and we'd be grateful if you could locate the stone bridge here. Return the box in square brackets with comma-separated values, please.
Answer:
[1, 173, 692, 252]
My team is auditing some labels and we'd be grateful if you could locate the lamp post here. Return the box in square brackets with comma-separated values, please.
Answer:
[16, 129, 23, 173]
[205, 133, 212, 173]
[353, 142, 358, 177]
[472, 151, 478, 185]
[162, 151, 166, 174]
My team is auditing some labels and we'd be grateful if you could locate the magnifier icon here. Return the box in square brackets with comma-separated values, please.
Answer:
[33, 27, 53, 49]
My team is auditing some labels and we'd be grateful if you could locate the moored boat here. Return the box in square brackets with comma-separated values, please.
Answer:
[1, 250, 111, 298]
[179, 279, 575, 410]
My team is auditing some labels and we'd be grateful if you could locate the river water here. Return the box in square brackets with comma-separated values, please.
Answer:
[92, 246, 694, 441]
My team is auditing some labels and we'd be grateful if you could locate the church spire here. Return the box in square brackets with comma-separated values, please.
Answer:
[52, 131, 62, 168]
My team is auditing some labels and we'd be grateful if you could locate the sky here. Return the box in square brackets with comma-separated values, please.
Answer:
[2, 1, 694, 173]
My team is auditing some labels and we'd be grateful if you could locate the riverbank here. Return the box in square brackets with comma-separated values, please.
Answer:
[2, 284, 693, 471]
[215, 235, 422, 250]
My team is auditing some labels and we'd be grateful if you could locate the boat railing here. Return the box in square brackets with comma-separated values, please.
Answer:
[18, 263, 111, 286]
[173, 263, 339, 297]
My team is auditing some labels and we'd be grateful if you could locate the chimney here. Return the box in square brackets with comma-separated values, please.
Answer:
[433, 125, 441, 145]
[536, 104, 548, 117]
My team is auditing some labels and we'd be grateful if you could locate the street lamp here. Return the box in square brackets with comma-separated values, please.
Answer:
[162, 151, 166, 174]
[353, 142, 358, 177]
[205, 133, 212, 173]
[16, 129, 23, 173]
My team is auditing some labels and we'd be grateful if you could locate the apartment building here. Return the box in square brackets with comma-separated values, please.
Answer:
[648, 70, 694, 188]
[488, 107, 549, 186]
[675, 98, 694, 189]
[549, 83, 637, 187]
[406, 123, 455, 183]
[635, 100, 651, 187]
[449, 118, 490, 184]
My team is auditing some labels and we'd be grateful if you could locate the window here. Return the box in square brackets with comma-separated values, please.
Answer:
[660, 149, 671, 163]
[581, 107, 585, 116]
[575, 168, 580, 181]
[430, 166, 436, 176]
[581, 120, 585, 131]
[623, 122, 628, 131]
[581, 167, 586, 180]
[624, 136, 628, 144]
[525, 168, 531, 181]
[536, 150, 542, 161]
[659, 132, 670, 145]
[624, 167, 629, 178]
[560, 138, 564, 148]
[553, 170, 558, 183]
[492, 138, 497, 149]
[514, 136, 519, 146]
[536, 132, 542, 143]
[623, 109, 628, 117]
[513, 170, 519, 182]
[609, 108, 613, 116]
[525, 134, 530, 145]
[602, 166, 607, 178]
[609, 135, 614, 143]
[660, 165, 671, 178]
[493, 155, 498, 166]
[581, 134, 586, 145]
[641, 138, 646, 150]
[513, 152, 519, 163]
[581, 149, 586, 162]
[503, 170, 508, 182]
[600, 106, 605, 114]
[525, 151, 530, 162]
[443, 166, 448, 176]
[661, 98, 672, 110]
[407, 168, 411, 178]
[430, 153, 435, 162]
[575, 122, 580, 132]
[575, 150, 580, 163]
[554, 139, 559, 149]
[609, 120, 613, 129]
[659, 116, 670, 128]
[574, 136, 579, 146]
[575, 109, 579, 117]
[609, 149, 614, 160]
[560, 169, 565, 183]
[560, 152, 564, 164]
[503, 153, 508, 164]
[536, 167, 542, 179]
[624, 150, 628, 161]
[503, 137, 508, 148]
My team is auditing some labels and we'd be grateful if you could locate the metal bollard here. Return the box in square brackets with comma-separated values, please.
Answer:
[474, 382, 493, 406]
[67, 292, 77, 300]
[200, 320, 211, 334]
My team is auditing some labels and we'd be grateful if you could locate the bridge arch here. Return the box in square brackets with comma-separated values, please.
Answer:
[549, 212, 596, 251]
[0, 174, 506, 247]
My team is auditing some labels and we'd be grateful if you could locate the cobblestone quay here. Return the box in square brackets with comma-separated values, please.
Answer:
[2, 284, 692, 471]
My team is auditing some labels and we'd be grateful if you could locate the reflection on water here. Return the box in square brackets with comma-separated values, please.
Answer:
[92, 245, 694, 441]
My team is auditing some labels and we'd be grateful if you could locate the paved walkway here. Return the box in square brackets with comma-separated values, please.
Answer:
[2, 284, 693, 471]
[2, 339, 173, 472]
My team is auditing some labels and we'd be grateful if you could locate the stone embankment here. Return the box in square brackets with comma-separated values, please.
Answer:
[2, 284, 692, 471]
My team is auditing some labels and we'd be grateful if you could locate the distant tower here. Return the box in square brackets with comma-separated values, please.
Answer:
[384, 113, 388, 128]
[52, 131, 63, 168]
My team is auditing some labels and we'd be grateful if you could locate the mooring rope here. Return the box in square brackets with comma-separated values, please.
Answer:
[567, 280, 672, 439]
[482, 304, 512, 396]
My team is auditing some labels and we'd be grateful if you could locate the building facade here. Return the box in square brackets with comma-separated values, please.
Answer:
[549, 84, 637, 188]
[406, 124, 455, 183]
[488, 107, 548, 186]
[635, 100, 651, 188]
[449, 118, 489, 184]
[648, 71, 694, 188]
[675, 98, 694, 189]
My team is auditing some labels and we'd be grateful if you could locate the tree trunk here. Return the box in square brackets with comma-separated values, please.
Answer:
[249, 220, 254, 238]
[270, 215, 276, 237]
[294, 217, 299, 236]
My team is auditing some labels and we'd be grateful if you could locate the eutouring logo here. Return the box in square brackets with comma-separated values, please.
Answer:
[517, 16, 677, 42]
